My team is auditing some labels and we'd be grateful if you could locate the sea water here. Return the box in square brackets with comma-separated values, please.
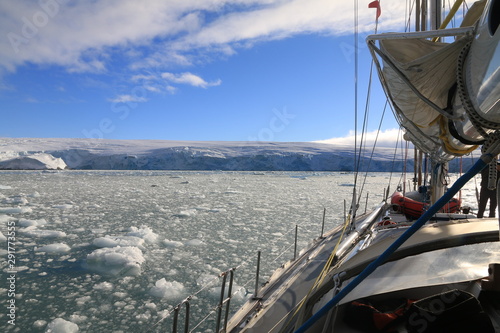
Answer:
[0, 171, 479, 332]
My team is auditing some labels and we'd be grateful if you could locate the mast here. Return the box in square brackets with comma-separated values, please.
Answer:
[421, 0, 427, 31]
[406, 0, 446, 204]
[413, 1, 420, 192]
[429, 0, 441, 31]
[427, 0, 448, 205]
[416, 0, 420, 31]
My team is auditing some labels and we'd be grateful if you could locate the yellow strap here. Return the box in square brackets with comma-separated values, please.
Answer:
[428, 114, 442, 127]
[432, 0, 465, 42]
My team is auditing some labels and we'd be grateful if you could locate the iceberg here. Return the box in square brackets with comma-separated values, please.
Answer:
[85, 246, 145, 277]
[0, 153, 66, 170]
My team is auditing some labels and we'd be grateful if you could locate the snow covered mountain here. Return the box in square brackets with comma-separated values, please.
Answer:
[0, 137, 470, 171]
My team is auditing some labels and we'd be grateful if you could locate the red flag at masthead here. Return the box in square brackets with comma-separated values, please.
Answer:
[368, 0, 381, 19]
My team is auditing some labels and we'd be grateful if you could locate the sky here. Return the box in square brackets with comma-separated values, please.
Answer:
[0, 0, 412, 144]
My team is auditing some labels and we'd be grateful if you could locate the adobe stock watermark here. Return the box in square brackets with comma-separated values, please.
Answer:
[247, 107, 296, 142]
[7, 0, 69, 54]
[406, 288, 474, 333]
[5, 220, 17, 326]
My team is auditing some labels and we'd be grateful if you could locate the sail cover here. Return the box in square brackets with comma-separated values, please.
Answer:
[380, 37, 468, 127]
[379, 37, 470, 160]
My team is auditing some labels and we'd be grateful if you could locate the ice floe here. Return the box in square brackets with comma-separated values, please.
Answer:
[18, 218, 47, 227]
[0, 215, 16, 224]
[52, 204, 73, 209]
[68, 314, 87, 324]
[172, 209, 197, 218]
[2, 195, 28, 205]
[209, 284, 248, 302]
[0, 207, 33, 214]
[33, 320, 47, 329]
[19, 228, 67, 238]
[35, 243, 71, 253]
[45, 317, 79, 332]
[85, 246, 145, 277]
[163, 239, 184, 248]
[126, 226, 158, 243]
[93, 235, 145, 249]
[149, 278, 185, 300]
[185, 239, 204, 246]
[93, 281, 114, 291]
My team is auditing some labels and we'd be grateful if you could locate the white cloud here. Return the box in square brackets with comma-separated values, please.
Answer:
[166, 85, 177, 94]
[144, 85, 161, 93]
[108, 94, 148, 103]
[1, 0, 204, 72]
[0, 0, 406, 75]
[131, 74, 157, 82]
[126, 71, 220, 95]
[315, 128, 405, 148]
[161, 72, 222, 88]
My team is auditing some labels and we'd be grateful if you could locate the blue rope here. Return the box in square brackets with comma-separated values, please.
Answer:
[294, 156, 490, 333]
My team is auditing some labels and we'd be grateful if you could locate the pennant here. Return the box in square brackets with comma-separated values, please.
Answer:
[368, 0, 381, 19]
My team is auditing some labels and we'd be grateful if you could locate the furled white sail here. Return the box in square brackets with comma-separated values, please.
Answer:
[379, 36, 473, 160]
[380, 37, 468, 128]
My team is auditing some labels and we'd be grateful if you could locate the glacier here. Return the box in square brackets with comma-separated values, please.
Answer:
[0, 137, 473, 171]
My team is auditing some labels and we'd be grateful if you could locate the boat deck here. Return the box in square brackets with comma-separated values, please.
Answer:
[228, 205, 500, 333]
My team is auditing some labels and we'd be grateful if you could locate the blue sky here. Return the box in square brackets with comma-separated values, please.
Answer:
[0, 0, 409, 143]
